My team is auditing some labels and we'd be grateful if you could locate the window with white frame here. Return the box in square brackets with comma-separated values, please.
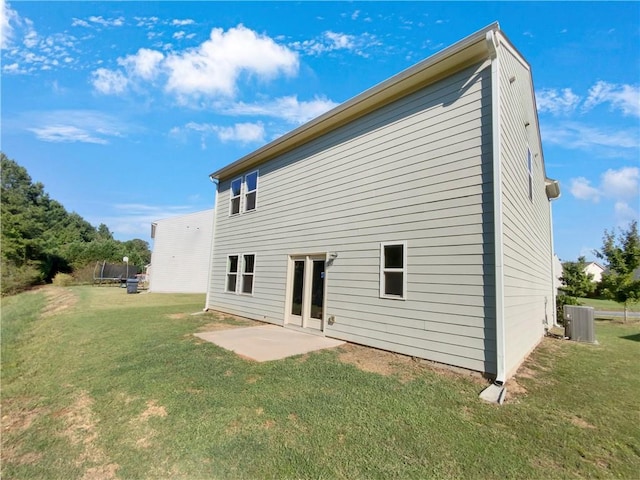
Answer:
[226, 255, 239, 292]
[244, 170, 258, 212]
[230, 178, 242, 215]
[380, 242, 407, 299]
[241, 254, 255, 294]
[527, 148, 533, 202]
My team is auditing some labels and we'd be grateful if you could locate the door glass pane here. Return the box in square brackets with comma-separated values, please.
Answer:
[291, 260, 304, 316]
[310, 260, 325, 320]
[384, 272, 403, 296]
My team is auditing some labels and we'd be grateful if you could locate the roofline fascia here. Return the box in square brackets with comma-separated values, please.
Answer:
[210, 22, 500, 181]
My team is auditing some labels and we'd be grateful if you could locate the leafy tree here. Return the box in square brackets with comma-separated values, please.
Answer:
[560, 256, 595, 298]
[595, 220, 640, 322]
[1, 153, 152, 293]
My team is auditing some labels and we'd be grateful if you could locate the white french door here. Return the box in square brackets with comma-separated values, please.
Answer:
[286, 254, 326, 331]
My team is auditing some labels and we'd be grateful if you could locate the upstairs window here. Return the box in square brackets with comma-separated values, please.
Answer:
[229, 171, 258, 215]
[244, 170, 258, 212]
[230, 178, 242, 215]
[241, 254, 255, 294]
[380, 242, 407, 300]
[226, 255, 239, 292]
[527, 149, 533, 202]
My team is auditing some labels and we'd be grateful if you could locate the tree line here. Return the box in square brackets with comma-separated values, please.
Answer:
[559, 220, 640, 321]
[1, 153, 151, 295]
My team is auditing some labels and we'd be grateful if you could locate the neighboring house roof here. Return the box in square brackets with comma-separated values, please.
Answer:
[584, 261, 605, 272]
[209, 22, 558, 198]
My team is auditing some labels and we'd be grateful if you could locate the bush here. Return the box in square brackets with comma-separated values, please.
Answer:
[556, 294, 581, 324]
[52, 272, 74, 287]
[1, 259, 44, 296]
[72, 263, 97, 285]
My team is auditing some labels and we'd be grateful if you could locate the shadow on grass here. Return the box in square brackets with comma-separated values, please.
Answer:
[619, 333, 640, 342]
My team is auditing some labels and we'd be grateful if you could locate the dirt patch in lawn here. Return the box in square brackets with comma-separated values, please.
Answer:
[41, 287, 78, 318]
[130, 400, 168, 450]
[337, 343, 485, 384]
[196, 312, 262, 332]
[60, 390, 119, 479]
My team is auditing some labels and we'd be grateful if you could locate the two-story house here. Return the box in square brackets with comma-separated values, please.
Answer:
[204, 23, 560, 386]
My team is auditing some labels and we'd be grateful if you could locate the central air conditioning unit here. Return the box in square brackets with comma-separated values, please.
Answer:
[563, 305, 596, 343]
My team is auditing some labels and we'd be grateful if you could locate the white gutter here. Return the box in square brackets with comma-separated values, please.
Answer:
[204, 176, 219, 311]
[486, 30, 507, 387]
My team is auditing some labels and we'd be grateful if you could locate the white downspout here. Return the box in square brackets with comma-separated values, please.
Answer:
[204, 176, 219, 311]
[487, 31, 507, 388]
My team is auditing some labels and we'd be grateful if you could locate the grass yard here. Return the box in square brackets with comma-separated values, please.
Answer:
[577, 297, 640, 313]
[2, 286, 639, 479]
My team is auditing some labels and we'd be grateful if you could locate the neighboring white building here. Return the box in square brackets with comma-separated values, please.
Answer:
[149, 209, 214, 293]
[205, 24, 560, 383]
[584, 261, 605, 283]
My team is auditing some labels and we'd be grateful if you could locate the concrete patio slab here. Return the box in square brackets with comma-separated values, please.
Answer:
[194, 324, 345, 362]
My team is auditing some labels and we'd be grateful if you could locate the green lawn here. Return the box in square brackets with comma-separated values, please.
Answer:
[578, 297, 640, 312]
[2, 286, 639, 479]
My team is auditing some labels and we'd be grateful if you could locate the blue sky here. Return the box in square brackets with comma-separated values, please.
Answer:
[2, 1, 639, 261]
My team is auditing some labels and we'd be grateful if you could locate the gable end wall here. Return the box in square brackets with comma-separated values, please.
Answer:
[498, 45, 554, 376]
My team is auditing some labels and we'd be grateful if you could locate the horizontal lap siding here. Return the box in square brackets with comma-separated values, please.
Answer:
[208, 62, 496, 374]
[499, 48, 554, 376]
[150, 210, 214, 293]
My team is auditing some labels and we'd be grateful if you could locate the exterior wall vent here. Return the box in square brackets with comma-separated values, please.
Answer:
[563, 306, 596, 343]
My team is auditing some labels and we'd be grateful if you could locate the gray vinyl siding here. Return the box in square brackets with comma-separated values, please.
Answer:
[207, 61, 496, 374]
[498, 47, 554, 376]
[149, 210, 214, 293]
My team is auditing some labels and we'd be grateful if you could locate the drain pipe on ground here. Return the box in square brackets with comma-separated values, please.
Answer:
[479, 29, 507, 405]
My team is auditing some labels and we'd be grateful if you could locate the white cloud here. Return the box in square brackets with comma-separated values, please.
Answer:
[173, 31, 185, 40]
[541, 122, 639, 151]
[118, 48, 164, 80]
[583, 81, 640, 117]
[569, 177, 600, 202]
[601, 166, 639, 200]
[171, 19, 195, 26]
[569, 167, 639, 222]
[215, 122, 265, 143]
[71, 18, 90, 28]
[178, 121, 266, 148]
[536, 88, 581, 115]
[1, 0, 18, 49]
[614, 201, 639, 226]
[222, 95, 339, 124]
[25, 110, 127, 144]
[28, 125, 108, 144]
[87, 15, 124, 27]
[290, 30, 379, 57]
[164, 25, 299, 98]
[91, 68, 128, 94]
